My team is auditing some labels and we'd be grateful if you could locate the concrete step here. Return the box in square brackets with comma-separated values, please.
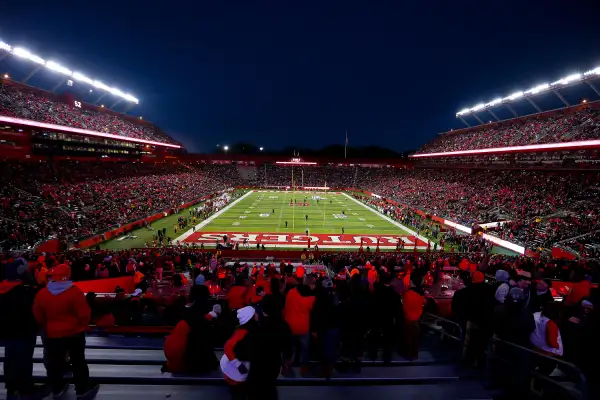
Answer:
[1, 348, 446, 367]
[0, 383, 494, 400]
[0, 363, 467, 386]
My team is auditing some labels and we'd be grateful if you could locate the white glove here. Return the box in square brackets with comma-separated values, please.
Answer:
[213, 304, 222, 315]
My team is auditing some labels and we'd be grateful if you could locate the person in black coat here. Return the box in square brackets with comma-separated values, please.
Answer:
[491, 288, 536, 397]
[0, 258, 41, 398]
[311, 279, 339, 377]
[369, 272, 403, 363]
[463, 271, 496, 368]
[338, 275, 370, 372]
[234, 295, 293, 400]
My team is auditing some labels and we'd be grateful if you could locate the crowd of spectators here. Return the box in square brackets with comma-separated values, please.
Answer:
[2, 160, 599, 255]
[0, 161, 240, 250]
[359, 168, 600, 253]
[417, 108, 600, 154]
[0, 83, 178, 144]
[2, 245, 599, 398]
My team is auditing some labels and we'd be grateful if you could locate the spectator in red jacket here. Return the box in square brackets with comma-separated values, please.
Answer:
[33, 264, 99, 398]
[403, 282, 425, 360]
[284, 275, 316, 375]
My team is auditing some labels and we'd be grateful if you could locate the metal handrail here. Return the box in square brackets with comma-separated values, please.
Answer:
[487, 335, 587, 399]
[421, 312, 464, 343]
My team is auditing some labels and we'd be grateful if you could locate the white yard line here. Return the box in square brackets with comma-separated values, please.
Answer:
[172, 190, 255, 243]
[342, 193, 431, 244]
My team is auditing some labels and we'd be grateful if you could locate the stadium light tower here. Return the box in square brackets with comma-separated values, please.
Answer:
[223, 145, 229, 152]
[455, 65, 600, 127]
[0, 39, 139, 105]
[259, 147, 264, 151]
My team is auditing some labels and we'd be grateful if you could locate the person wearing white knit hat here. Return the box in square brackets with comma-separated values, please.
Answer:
[221, 306, 256, 390]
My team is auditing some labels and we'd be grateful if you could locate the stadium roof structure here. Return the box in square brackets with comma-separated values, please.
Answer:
[455, 65, 600, 127]
[0, 38, 139, 110]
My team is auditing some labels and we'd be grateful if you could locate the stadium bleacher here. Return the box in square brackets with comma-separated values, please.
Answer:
[0, 83, 178, 145]
[416, 107, 600, 154]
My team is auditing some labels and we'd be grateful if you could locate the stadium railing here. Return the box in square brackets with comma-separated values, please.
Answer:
[486, 336, 587, 399]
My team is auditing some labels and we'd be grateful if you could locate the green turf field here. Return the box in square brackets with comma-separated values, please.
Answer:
[195, 190, 409, 235]
[98, 190, 423, 250]
[172, 190, 423, 250]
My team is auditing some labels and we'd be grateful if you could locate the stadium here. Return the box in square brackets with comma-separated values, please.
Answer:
[0, 34, 599, 400]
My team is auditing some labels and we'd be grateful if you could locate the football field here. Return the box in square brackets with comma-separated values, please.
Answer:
[175, 190, 429, 250]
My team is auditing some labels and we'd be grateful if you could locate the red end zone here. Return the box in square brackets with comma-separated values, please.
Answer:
[181, 232, 429, 249]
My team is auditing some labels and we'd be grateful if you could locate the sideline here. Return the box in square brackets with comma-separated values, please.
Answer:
[342, 192, 431, 245]
[172, 190, 255, 243]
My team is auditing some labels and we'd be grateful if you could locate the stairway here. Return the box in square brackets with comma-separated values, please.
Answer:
[0, 329, 494, 400]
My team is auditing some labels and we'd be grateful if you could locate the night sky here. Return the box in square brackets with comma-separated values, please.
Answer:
[1, 0, 599, 153]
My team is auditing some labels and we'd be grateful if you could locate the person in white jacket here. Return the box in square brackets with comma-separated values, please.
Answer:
[530, 301, 563, 376]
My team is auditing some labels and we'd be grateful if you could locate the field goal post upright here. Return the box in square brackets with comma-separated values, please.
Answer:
[291, 166, 295, 230]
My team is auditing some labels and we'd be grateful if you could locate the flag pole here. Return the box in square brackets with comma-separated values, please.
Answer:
[344, 130, 348, 159]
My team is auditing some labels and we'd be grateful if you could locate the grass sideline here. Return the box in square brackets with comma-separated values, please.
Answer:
[98, 191, 250, 250]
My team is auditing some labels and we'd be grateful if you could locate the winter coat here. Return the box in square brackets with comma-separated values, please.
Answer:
[311, 289, 339, 332]
[403, 289, 425, 322]
[0, 281, 39, 340]
[164, 309, 218, 373]
[284, 285, 315, 335]
[33, 283, 91, 338]
[492, 303, 535, 347]
[236, 317, 293, 385]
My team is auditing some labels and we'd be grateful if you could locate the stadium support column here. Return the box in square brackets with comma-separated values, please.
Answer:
[505, 103, 519, 117]
[52, 78, 67, 93]
[487, 109, 500, 122]
[111, 99, 122, 110]
[458, 116, 471, 127]
[123, 103, 136, 113]
[94, 93, 108, 105]
[553, 90, 570, 107]
[586, 81, 600, 97]
[22, 65, 43, 84]
[472, 113, 485, 125]
[526, 97, 542, 113]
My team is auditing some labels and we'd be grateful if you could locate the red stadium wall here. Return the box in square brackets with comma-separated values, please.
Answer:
[73, 276, 135, 293]
[551, 247, 578, 261]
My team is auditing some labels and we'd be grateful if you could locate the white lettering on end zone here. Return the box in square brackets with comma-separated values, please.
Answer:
[183, 232, 425, 249]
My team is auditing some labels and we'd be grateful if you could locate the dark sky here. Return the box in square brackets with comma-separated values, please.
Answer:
[1, 0, 599, 153]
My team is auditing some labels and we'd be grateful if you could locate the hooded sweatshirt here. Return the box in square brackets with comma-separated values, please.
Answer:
[284, 285, 315, 335]
[33, 281, 91, 338]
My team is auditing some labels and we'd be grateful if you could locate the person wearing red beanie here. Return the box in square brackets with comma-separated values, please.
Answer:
[33, 264, 99, 398]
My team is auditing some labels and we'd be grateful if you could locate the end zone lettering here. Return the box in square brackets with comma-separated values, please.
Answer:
[182, 231, 428, 249]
